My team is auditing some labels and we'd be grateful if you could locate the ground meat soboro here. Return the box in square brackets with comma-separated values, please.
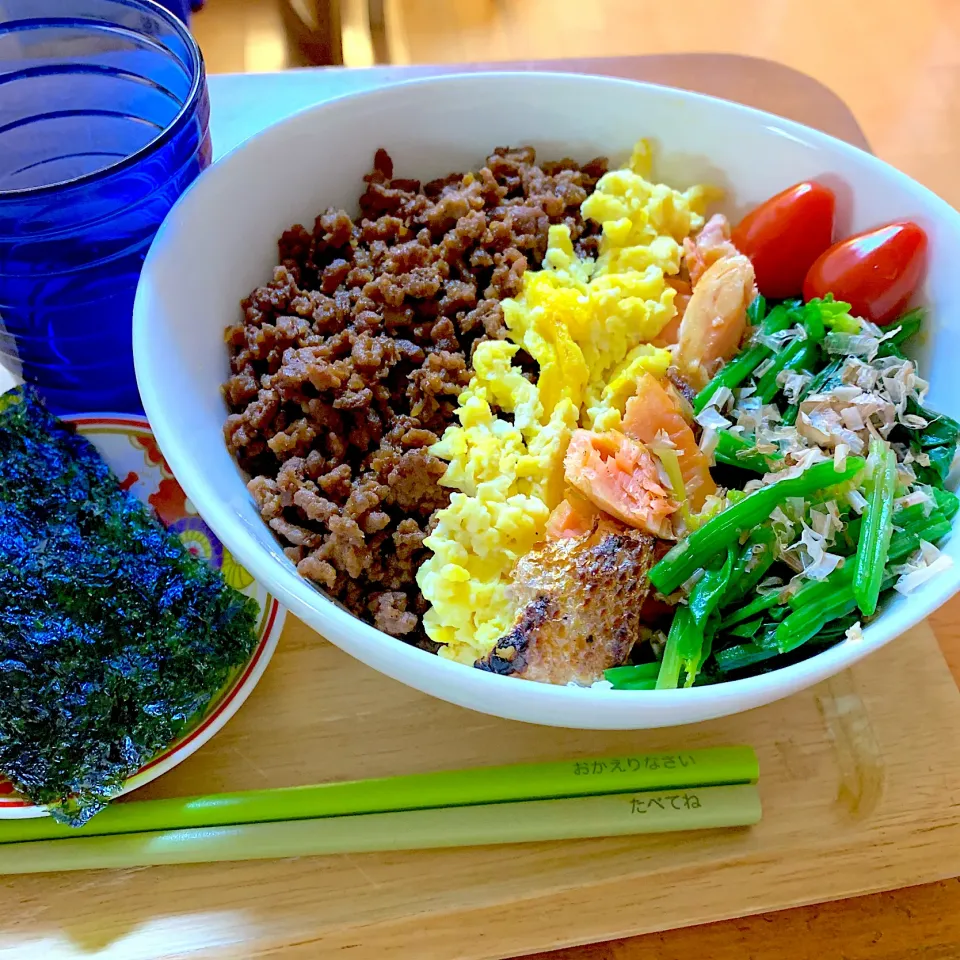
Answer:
[224, 146, 607, 645]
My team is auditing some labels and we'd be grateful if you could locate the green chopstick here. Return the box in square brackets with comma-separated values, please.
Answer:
[0, 746, 758, 844]
[0, 785, 762, 874]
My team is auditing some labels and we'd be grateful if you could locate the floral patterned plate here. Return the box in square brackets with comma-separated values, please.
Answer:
[0, 414, 285, 819]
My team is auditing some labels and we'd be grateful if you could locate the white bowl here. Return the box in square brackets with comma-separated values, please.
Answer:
[134, 72, 960, 729]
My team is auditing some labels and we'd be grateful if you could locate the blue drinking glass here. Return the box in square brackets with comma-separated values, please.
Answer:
[0, 0, 211, 413]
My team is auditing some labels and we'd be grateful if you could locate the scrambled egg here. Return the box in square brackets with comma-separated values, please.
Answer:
[419, 342, 578, 656]
[417, 141, 714, 663]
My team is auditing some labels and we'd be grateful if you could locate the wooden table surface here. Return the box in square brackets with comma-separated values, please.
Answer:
[13, 2, 960, 955]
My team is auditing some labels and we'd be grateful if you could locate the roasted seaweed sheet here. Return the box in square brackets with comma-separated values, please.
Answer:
[0, 387, 258, 824]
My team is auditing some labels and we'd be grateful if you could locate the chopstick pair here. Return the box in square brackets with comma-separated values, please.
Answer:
[0, 746, 760, 874]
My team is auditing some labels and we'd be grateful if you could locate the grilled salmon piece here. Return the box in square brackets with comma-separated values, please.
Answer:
[623, 372, 717, 511]
[653, 277, 692, 347]
[683, 213, 741, 287]
[675, 254, 756, 390]
[475, 519, 656, 685]
[545, 490, 603, 540]
[563, 429, 677, 539]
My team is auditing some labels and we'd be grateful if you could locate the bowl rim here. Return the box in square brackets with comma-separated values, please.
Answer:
[133, 69, 960, 724]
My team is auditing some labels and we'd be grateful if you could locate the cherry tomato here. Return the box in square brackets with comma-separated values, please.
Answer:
[803, 221, 927, 325]
[731, 181, 835, 300]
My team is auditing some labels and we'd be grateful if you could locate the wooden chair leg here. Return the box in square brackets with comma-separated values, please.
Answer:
[368, 0, 390, 64]
[280, 0, 344, 66]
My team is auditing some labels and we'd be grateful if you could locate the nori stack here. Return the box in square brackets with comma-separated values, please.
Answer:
[0, 386, 259, 824]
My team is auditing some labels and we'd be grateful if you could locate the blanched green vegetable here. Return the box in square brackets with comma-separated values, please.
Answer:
[747, 294, 767, 326]
[807, 294, 859, 335]
[932, 487, 960, 520]
[789, 505, 952, 614]
[723, 527, 778, 606]
[651, 290, 959, 685]
[775, 590, 858, 653]
[727, 618, 764, 639]
[714, 642, 780, 673]
[714, 432, 781, 474]
[917, 445, 955, 487]
[650, 456, 866, 596]
[853, 438, 898, 617]
[802, 301, 826, 343]
[656, 546, 736, 690]
[603, 662, 660, 690]
[688, 545, 737, 626]
[877, 307, 924, 358]
[912, 401, 960, 450]
[721, 591, 783, 628]
[782, 358, 843, 426]
[755, 337, 817, 404]
[655, 607, 697, 690]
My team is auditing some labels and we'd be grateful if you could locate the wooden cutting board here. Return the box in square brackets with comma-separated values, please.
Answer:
[4, 620, 960, 959]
